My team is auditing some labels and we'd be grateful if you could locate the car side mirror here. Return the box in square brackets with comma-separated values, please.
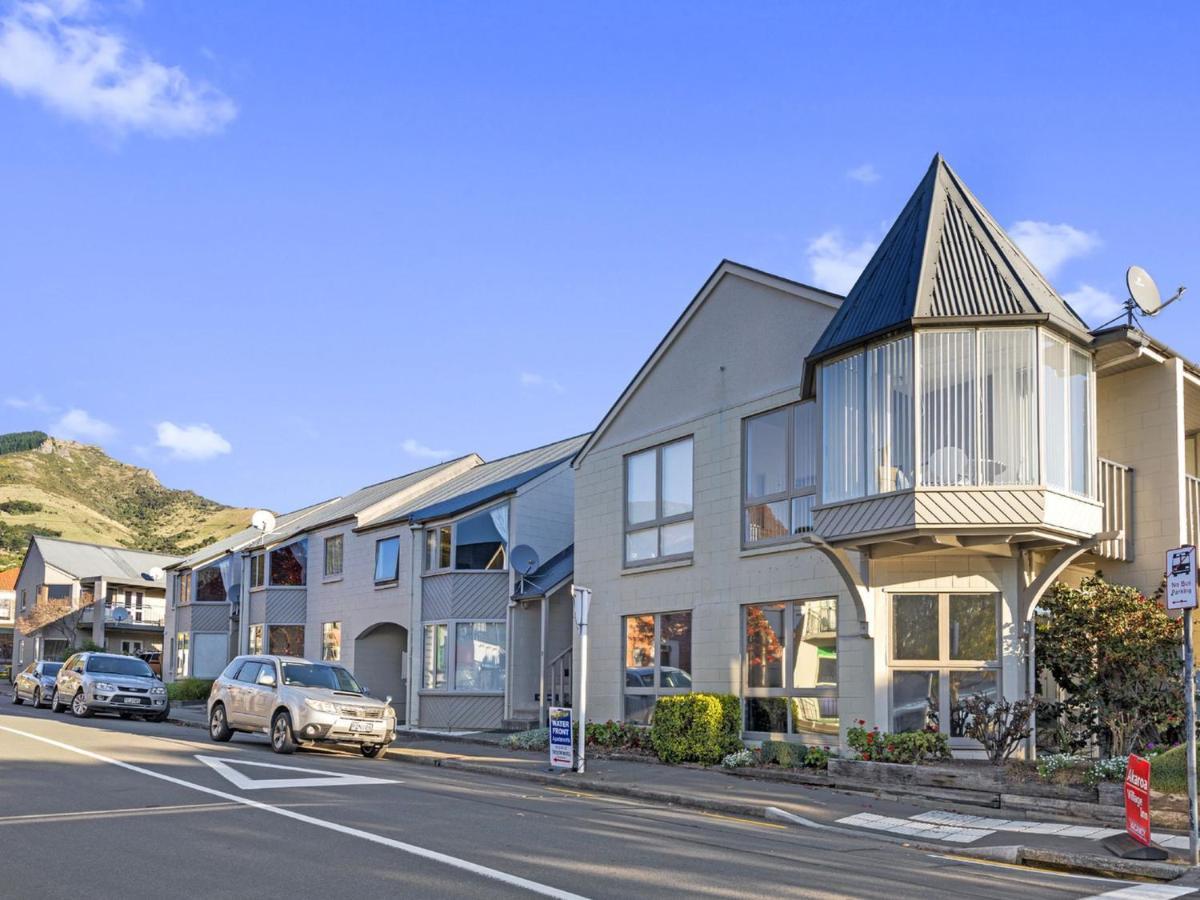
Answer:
[257, 672, 276, 687]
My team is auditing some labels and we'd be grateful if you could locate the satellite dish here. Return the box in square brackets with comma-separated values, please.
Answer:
[111, 607, 130, 623]
[251, 510, 276, 533]
[510, 544, 540, 577]
[1127, 265, 1162, 315]
[146, 566, 165, 581]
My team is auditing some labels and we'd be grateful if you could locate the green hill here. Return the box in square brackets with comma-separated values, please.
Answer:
[0, 434, 255, 570]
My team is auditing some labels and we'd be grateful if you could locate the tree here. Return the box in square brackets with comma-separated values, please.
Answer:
[16, 590, 94, 649]
[1036, 575, 1183, 757]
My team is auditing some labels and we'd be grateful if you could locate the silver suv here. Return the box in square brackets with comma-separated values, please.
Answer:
[207, 655, 396, 757]
[52, 652, 170, 720]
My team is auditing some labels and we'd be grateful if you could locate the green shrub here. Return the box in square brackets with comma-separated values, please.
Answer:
[847, 725, 950, 764]
[583, 720, 651, 750]
[0, 500, 43, 514]
[760, 740, 831, 769]
[501, 728, 549, 751]
[650, 693, 742, 765]
[167, 678, 214, 702]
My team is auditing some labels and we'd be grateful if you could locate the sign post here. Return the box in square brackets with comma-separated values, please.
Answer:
[1167, 545, 1199, 867]
[548, 707, 573, 769]
[572, 585, 591, 775]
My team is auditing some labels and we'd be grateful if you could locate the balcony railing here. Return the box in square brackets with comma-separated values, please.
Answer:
[1188, 475, 1200, 550]
[1096, 458, 1133, 562]
[80, 606, 165, 628]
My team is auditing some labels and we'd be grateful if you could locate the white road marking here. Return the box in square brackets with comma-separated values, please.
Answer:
[914, 810, 1125, 841]
[194, 754, 399, 791]
[836, 812, 995, 844]
[0, 724, 588, 900]
[0, 801, 240, 824]
[1079, 885, 1195, 899]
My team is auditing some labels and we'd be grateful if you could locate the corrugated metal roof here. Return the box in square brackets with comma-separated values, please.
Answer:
[512, 544, 573, 600]
[807, 154, 1089, 362]
[381, 434, 590, 527]
[32, 537, 180, 584]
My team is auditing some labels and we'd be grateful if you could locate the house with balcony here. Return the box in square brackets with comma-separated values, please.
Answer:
[11, 537, 178, 667]
[573, 154, 1186, 755]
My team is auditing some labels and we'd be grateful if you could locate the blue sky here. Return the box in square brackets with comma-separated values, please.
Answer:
[2, 1, 1197, 512]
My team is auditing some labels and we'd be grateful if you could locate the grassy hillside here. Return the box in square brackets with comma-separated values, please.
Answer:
[0, 435, 255, 570]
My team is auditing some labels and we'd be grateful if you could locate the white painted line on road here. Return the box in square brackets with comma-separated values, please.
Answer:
[0, 724, 588, 900]
[836, 812, 995, 844]
[0, 801, 240, 824]
[1079, 885, 1195, 899]
[195, 754, 399, 791]
[914, 810, 1124, 841]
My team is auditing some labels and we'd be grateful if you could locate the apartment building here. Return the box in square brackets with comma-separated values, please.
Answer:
[573, 154, 1190, 756]
[164, 435, 584, 732]
[11, 537, 178, 667]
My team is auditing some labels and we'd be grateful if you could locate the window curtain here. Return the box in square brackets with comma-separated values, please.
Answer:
[821, 353, 865, 502]
[980, 330, 1037, 485]
[920, 330, 976, 486]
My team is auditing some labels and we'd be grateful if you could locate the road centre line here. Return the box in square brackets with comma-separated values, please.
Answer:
[0, 801, 242, 824]
[0, 724, 588, 900]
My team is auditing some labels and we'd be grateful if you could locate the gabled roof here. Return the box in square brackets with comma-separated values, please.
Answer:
[574, 260, 841, 466]
[0, 567, 19, 591]
[512, 544, 573, 601]
[806, 154, 1090, 365]
[379, 434, 590, 528]
[29, 536, 180, 585]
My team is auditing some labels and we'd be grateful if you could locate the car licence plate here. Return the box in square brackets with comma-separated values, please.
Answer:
[349, 721, 374, 733]
[122, 697, 145, 705]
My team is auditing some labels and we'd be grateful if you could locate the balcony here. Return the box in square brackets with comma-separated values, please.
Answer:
[80, 606, 165, 628]
[1095, 458, 1133, 561]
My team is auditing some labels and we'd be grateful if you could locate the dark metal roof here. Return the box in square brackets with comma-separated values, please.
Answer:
[512, 544, 574, 600]
[807, 154, 1090, 364]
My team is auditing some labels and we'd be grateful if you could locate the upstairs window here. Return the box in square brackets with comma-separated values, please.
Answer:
[323, 535, 344, 578]
[250, 554, 265, 589]
[1043, 333, 1093, 496]
[743, 403, 817, 544]
[194, 566, 225, 602]
[624, 437, 694, 566]
[176, 572, 192, 605]
[269, 539, 307, 587]
[423, 504, 510, 573]
[375, 536, 400, 584]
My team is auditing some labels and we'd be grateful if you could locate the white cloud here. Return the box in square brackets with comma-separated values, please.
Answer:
[53, 408, 115, 441]
[1063, 283, 1123, 325]
[1008, 221, 1100, 277]
[519, 371, 566, 394]
[0, 0, 236, 138]
[402, 438, 453, 461]
[806, 229, 879, 295]
[155, 421, 231, 461]
[4, 392, 55, 412]
[846, 163, 880, 185]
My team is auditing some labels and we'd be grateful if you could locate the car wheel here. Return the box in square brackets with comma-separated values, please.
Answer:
[270, 711, 296, 754]
[360, 744, 384, 759]
[30, 688, 41, 709]
[147, 703, 171, 723]
[209, 703, 233, 742]
[11, 688, 23, 706]
[50, 691, 65, 714]
[71, 691, 93, 718]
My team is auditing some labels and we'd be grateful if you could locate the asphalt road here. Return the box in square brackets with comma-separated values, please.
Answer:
[0, 699, 1183, 899]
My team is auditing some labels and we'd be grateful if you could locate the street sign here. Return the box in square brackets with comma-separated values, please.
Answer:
[1124, 755, 1152, 846]
[549, 707, 573, 769]
[1166, 545, 1198, 610]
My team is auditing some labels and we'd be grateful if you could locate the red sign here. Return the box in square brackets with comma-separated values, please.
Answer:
[1124, 754, 1152, 846]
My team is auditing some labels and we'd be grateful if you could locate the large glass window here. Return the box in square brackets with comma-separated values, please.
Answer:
[268, 625, 305, 657]
[1043, 334, 1093, 496]
[422, 620, 505, 692]
[269, 540, 307, 587]
[743, 403, 817, 544]
[423, 504, 509, 572]
[743, 599, 838, 741]
[194, 565, 225, 602]
[623, 611, 692, 724]
[920, 330, 977, 486]
[453, 622, 506, 691]
[980, 330, 1037, 485]
[324, 535, 344, 578]
[624, 437, 694, 565]
[250, 554, 265, 589]
[821, 352, 866, 502]
[375, 536, 400, 584]
[321, 621, 341, 661]
[890, 592, 999, 740]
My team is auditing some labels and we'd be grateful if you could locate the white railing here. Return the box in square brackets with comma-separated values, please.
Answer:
[1188, 475, 1200, 549]
[544, 646, 572, 709]
[1096, 458, 1133, 562]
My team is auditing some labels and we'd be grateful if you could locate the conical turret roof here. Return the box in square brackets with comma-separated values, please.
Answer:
[807, 155, 1090, 363]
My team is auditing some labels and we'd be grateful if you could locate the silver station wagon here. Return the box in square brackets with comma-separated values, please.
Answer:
[11, 660, 63, 709]
[207, 655, 396, 757]
[52, 652, 170, 720]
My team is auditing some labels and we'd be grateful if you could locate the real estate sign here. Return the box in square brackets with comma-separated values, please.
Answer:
[549, 707, 573, 769]
[1166, 546, 1198, 610]
[1124, 754, 1152, 846]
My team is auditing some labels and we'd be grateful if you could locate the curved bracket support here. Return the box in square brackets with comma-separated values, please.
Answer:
[801, 535, 873, 638]
[1020, 530, 1120, 621]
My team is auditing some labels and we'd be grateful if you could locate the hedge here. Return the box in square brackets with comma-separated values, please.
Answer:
[650, 693, 742, 765]
[167, 678, 214, 702]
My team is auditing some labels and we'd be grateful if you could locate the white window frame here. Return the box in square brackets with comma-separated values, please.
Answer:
[742, 403, 817, 547]
[623, 436, 694, 567]
[422, 502, 510, 574]
[249, 554, 265, 591]
[420, 618, 506, 694]
[323, 534, 344, 579]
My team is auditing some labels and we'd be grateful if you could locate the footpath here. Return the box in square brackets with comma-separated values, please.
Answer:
[167, 704, 1200, 887]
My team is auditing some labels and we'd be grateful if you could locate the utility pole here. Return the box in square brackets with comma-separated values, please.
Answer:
[572, 585, 591, 776]
[1186, 605, 1198, 866]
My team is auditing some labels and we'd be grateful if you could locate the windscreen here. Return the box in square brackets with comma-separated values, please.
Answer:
[86, 656, 154, 678]
[281, 662, 362, 693]
[42, 663, 62, 676]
